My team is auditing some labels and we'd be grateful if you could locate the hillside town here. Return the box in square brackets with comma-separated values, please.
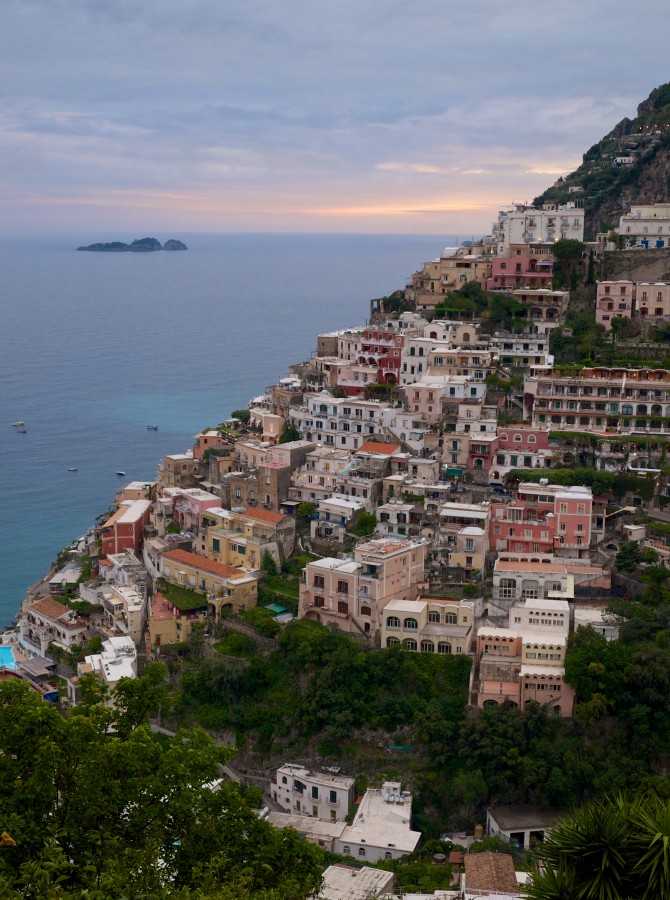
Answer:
[8, 199, 670, 897]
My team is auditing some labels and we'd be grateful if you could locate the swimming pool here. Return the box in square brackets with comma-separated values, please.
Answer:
[0, 646, 17, 669]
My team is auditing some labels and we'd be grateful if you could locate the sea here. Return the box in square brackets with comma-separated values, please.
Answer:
[0, 231, 470, 629]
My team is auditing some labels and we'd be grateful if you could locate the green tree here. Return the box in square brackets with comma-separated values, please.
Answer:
[261, 548, 278, 575]
[279, 420, 300, 443]
[230, 409, 251, 423]
[0, 676, 324, 898]
[526, 792, 670, 900]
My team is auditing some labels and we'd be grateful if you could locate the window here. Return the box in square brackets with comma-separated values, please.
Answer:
[337, 580, 349, 594]
[421, 641, 435, 652]
[312, 786, 319, 799]
[314, 575, 324, 588]
[428, 611, 440, 623]
[403, 617, 418, 630]
[330, 790, 337, 803]
[387, 616, 400, 629]
[437, 642, 452, 654]
[211, 537, 220, 553]
[314, 596, 325, 608]
[338, 600, 348, 614]
[358, 848, 366, 857]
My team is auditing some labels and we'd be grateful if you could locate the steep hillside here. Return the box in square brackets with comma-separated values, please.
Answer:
[534, 82, 670, 238]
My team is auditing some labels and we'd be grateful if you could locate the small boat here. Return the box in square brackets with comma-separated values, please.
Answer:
[147, 425, 159, 430]
[16, 428, 27, 434]
[116, 470, 126, 476]
[12, 422, 24, 427]
[68, 467, 78, 472]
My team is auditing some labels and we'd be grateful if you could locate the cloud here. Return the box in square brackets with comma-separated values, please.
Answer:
[2, 0, 670, 231]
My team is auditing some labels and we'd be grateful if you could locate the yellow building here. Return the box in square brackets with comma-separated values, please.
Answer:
[160, 548, 258, 619]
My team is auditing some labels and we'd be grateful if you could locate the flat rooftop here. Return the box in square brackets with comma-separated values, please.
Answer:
[488, 805, 562, 832]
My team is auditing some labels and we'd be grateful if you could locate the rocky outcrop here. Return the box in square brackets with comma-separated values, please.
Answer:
[77, 237, 188, 252]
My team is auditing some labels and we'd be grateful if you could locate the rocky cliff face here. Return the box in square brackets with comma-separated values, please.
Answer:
[534, 82, 670, 238]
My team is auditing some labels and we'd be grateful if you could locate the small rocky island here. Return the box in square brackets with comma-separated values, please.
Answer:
[77, 237, 187, 252]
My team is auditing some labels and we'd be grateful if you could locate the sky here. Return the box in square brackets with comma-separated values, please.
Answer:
[2, 0, 670, 235]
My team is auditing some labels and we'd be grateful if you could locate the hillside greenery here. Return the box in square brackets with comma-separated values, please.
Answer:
[0, 666, 326, 898]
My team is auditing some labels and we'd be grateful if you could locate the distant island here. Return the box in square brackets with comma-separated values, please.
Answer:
[77, 237, 187, 252]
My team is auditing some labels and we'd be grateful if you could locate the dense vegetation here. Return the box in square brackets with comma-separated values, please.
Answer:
[0, 666, 326, 898]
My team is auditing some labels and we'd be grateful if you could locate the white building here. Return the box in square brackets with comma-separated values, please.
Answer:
[273, 764, 354, 823]
[619, 202, 670, 249]
[492, 203, 585, 256]
[334, 781, 421, 862]
[80, 636, 137, 687]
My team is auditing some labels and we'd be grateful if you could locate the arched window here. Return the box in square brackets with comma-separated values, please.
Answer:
[437, 642, 452, 654]
[358, 847, 366, 857]
[384, 851, 392, 860]
[500, 262, 507, 270]
[387, 637, 400, 647]
[513, 433, 522, 442]
[421, 641, 435, 653]
[428, 611, 441, 623]
[528, 434, 536, 443]
[403, 617, 418, 629]
[343, 846, 350, 855]
[387, 616, 400, 628]
[404, 639, 417, 651]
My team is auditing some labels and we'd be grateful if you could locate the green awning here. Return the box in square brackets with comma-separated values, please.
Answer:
[445, 467, 463, 477]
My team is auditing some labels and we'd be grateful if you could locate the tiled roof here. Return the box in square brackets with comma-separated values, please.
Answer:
[241, 507, 285, 526]
[30, 597, 72, 621]
[357, 441, 401, 456]
[464, 851, 518, 893]
[162, 549, 244, 579]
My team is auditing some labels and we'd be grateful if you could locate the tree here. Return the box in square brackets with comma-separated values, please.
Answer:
[261, 548, 278, 575]
[526, 792, 670, 900]
[0, 676, 324, 897]
[230, 408, 251, 424]
[279, 420, 300, 443]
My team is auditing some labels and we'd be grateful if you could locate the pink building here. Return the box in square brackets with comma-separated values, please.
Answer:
[595, 280, 634, 330]
[192, 430, 229, 461]
[489, 427, 555, 482]
[166, 488, 222, 531]
[485, 255, 553, 291]
[101, 499, 152, 558]
[490, 482, 592, 556]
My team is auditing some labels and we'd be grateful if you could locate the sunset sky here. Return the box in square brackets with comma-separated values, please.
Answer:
[3, 0, 670, 235]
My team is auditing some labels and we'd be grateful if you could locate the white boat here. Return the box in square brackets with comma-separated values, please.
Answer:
[12, 421, 24, 427]
[116, 470, 126, 476]
[68, 467, 78, 472]
[147, 424, 159, 430]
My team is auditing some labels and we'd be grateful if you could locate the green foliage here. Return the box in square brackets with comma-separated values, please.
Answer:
[526, 791, 670, 900]
[166, 521, 181, 534]
[279, 420, 300, 443]
[615, 541, 659, 573]
[0, 669, 327, 898]
[351, 511, 376, 536]
[296, 502, 317, 524]
[240, 607, 281, 638]
[230, 408, 251, 423]
[160, 581, 209, 611]
[261, 548, 278, 575]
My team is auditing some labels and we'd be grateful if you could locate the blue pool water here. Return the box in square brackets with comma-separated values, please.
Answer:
[0, 646, 17, 670]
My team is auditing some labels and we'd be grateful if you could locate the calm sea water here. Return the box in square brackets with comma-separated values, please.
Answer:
[0, 232, 464, 628]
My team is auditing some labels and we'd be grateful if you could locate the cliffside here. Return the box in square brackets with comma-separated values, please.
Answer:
[534, 82, 670, 238]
